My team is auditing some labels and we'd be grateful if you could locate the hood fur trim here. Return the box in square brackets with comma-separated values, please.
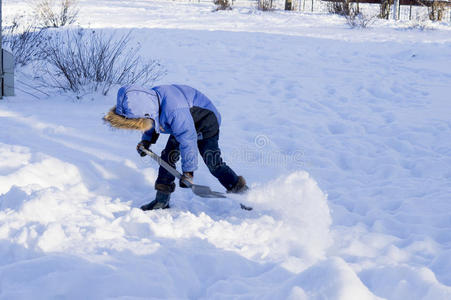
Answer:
[103, 106, 154, 131]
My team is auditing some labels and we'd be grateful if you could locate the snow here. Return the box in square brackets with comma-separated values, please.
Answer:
[1, 0, 451, 299]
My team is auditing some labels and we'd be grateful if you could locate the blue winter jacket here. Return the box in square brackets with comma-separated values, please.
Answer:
[116, 84, 221, 172]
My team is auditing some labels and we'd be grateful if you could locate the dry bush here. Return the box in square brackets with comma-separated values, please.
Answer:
[33, 0, 79, 28]
[36, 29, 166, 95]
[429, 1, 447, 21]
[257, 0, 275, 11]
[213, 0, 232, 10]
[408, 13, 433, 30]
[379, 0, 391, 19]
[327, 0, 373, 28]
[328, 0, 352, 16]
[2, 15, 49, 66]
[346, 11, 375, 28]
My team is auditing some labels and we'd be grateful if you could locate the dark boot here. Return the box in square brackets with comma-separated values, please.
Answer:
[141, 191, 171, 211]
[140, 183, 175, 211]
[227, 176, 249, 194]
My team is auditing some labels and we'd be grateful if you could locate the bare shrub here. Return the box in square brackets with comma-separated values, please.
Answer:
[36, 29, 166, 95]
[408, 13, 434, 30]
[327, 0, 372, 28]
[2, 15, 49, 66]
[328, 0, 352, 16]
[257, 0, 275, 11]
[213, 0, 232, 10]
[379, 0, 392, 19]
[33, 0, 79, 28]
[346, 12, 375, 28]
[429, 1, 447, 21]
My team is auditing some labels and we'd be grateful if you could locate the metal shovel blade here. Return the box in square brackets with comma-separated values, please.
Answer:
[191, 184, 227, 198]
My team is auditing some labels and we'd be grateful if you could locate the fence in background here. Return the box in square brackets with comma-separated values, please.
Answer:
[176, 0, 451, 21]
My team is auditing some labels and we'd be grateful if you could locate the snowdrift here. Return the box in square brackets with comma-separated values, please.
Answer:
[0, 141, 343, 298]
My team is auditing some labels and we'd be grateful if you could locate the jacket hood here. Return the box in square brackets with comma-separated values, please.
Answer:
[103, 106, 154, 131]
[103, 85, 160, 132]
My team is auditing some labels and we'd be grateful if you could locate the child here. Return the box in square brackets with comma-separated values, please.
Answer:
[104, 84, 248, 210]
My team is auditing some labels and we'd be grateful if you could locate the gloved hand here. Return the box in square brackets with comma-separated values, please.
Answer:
[179, 172, 194, 188]
[137, 140, 151, 157]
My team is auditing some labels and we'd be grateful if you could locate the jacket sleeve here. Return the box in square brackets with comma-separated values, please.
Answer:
[141, 128, 160, 144]
[168, 108, 198, 172]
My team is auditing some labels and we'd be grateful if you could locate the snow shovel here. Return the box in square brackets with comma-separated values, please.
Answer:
[139, 146, 252, 210]
[139, 146, 227, 198]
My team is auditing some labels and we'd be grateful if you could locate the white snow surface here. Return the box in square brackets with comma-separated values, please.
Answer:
[1, 0, 451, 299]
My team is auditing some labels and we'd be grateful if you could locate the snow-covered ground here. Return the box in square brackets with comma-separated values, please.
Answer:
[1, 0, 451, 299]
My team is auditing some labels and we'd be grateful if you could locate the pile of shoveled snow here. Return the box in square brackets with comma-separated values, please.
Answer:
[0, 141, 358, 299]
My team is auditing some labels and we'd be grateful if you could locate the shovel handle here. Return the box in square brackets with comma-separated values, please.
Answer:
[139, 146, 184, 181]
